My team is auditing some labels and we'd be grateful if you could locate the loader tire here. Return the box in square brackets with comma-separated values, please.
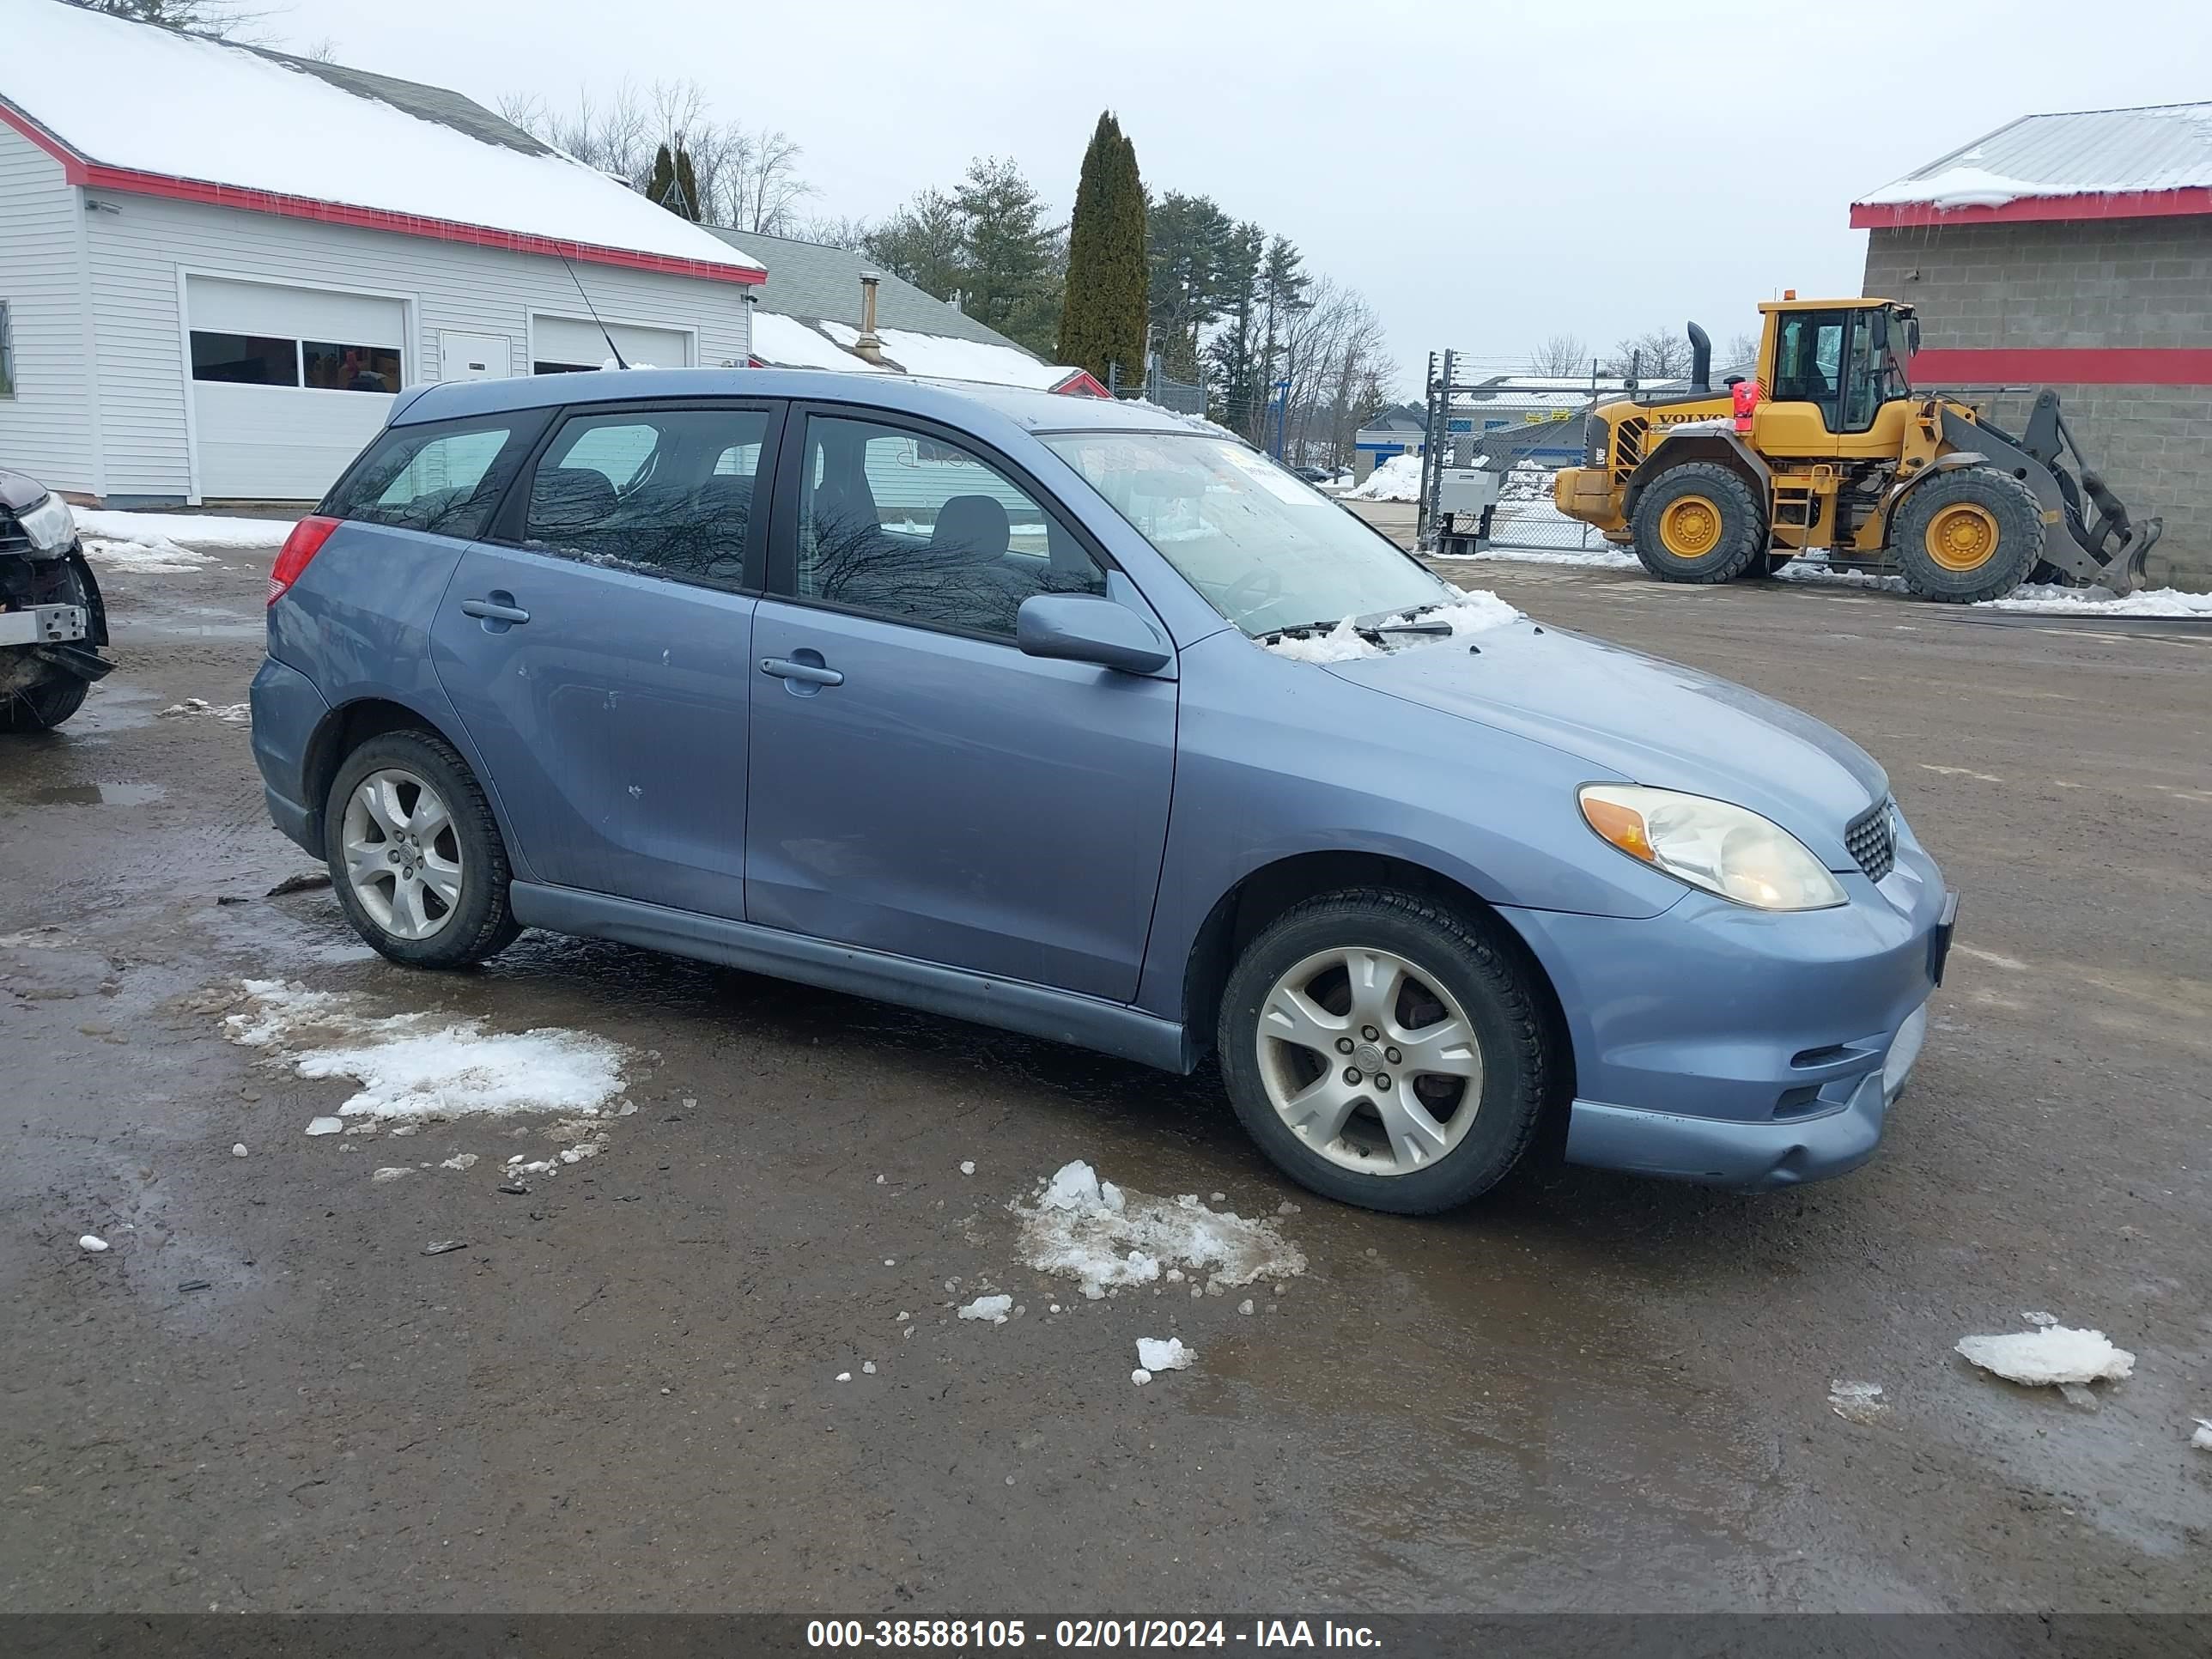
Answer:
[1892, 468, 2044, 604]
[1631, 463, 1766, 584]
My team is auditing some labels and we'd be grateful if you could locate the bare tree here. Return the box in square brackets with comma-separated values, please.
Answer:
[1724, 331, 1760, 374]
[1603, 327, 1693, 381]
[64, 0, 273, 35]
[728, 129, 816, 235]
[1528, 334, 1589, 377]
[793, 215, 876, 252]
[498, 80, 815, 234]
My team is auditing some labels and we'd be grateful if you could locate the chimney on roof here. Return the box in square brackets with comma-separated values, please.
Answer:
[854, 271, 884, 365]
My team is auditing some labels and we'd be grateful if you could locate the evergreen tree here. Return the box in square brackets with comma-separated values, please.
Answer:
[1056, 112, 1148, 387]
[865, 188, 967, 301]
[1146, 191, 1236, 383]
[647, 144, 678, 215]
[952, 157, 1061, 356]
[673, 149, 702, 222]
[1204, 222, 1266, 436]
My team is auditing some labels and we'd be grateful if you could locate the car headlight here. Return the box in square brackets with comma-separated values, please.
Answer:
[1578, 783, 1846, 911]
[16, 491, 76, 553]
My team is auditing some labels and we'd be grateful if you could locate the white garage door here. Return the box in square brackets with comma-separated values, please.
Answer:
[531, 314, 693, 374]
[186, 276, 405, 501]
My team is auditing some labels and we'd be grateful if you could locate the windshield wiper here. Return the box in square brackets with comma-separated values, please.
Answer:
[1370, 618, 1452, 635]
[1257, 617, 1361, 641]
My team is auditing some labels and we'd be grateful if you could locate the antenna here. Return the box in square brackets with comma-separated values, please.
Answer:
[559, 253, 628, 370]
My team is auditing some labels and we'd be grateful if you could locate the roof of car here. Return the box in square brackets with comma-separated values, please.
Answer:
[390, 368, 1234, 441]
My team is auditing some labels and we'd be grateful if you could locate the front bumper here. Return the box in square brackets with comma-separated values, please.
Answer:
[1506, 837, 1954, 1190]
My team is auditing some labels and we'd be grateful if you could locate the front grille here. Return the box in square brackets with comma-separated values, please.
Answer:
[1845, 798, 1896, 884]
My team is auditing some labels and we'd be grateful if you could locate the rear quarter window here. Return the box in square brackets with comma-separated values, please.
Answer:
[324, 413, 541, 539]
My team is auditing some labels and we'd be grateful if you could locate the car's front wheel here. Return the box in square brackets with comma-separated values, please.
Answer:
[1217, 890, 1553, 1214]
[325, 729, 520, 969]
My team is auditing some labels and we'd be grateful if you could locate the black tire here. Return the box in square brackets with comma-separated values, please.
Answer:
[1890, 468, 2044, 603]
[0, 673, 89, 732]
[1216, 889, 1554, 1215]
[1630, 461, 1767, 584]
[2, 558, 95, 733]
[324, 728, 520, 969]
[1745, 551, 1794, 579]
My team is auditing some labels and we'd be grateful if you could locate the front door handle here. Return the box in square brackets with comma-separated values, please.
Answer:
[460, 596, 532, 624]
[759, 656, 844, 687]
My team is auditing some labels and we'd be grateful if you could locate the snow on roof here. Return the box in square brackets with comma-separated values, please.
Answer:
[816, 321, 1073, 392]
[1857, 102, 2212, 214]
[0, 0, 763, 281]
[748, 311, 893, 374]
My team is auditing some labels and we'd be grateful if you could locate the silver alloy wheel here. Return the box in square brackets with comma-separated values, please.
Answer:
[1255, 945, 1485, 1175]
[340, 767, 464, 942]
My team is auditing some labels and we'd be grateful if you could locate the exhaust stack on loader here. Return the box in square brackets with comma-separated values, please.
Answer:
[1551, 296, 2160, 603]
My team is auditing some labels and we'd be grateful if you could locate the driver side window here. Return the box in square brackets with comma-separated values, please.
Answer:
[1773, 311, 1846, 430]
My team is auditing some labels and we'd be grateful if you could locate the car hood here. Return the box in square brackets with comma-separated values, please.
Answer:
[1324, 620, 1887, 866]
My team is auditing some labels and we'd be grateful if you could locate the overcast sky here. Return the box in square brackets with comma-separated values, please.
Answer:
[280, 0, 2212, 390]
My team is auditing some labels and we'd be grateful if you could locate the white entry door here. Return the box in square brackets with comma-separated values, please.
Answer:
[438, 331, 514, 381]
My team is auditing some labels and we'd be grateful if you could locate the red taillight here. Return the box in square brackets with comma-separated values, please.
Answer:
[268, 515, 340, 606]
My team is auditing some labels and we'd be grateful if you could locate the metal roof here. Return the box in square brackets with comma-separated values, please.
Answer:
[1858, 101, 2212, 210]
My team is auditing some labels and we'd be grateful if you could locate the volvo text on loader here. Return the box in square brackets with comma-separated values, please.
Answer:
[1552, 297, 2161, 604]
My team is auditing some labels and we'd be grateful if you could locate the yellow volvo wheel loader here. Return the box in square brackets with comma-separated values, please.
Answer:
[1552, 297, 2162, 603]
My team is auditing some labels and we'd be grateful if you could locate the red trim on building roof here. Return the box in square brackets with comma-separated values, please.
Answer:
[1914, 347, 2212, 386]
[0, 102, 763, 284]
[1050, 368, 1112, 398]
[0, 100, 89, 181]
[78, 166, 766, 283]
[1850, 185, 2212, 228]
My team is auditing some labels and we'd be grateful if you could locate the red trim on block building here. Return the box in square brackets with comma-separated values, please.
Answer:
[0, 101, 763, 285]
[1850, 186, 2212, 229]
[1914, 347, 2212, 386]
[1050, 368, 1112, 398]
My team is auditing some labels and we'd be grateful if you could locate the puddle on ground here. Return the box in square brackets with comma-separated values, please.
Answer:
[24, 782, 167, 806]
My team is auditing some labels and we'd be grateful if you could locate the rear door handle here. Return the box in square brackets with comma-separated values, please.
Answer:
[460, 597, 531, 623]
[759, 656, 844, 687]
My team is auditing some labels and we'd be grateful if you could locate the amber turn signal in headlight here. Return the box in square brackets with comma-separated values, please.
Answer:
[1578, 784, 1846, 911]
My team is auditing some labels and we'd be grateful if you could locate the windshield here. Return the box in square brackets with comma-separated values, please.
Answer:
[1042, 432, 1451, 635]
[1882, 307, 1913, 397]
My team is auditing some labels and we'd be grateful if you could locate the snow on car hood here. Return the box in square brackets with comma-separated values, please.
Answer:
[1323, 619, 1889, 860]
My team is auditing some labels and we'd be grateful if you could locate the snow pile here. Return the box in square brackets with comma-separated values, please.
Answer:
[2193, 1419, 2212, 1451]
[1344, 454, 1423, 502]
[1772, 557, 1907, 592]
[1861, 164, 2048, 211]
[957, 1293, 1013, 1324]
[1978, 584, 2212, 619]
[1445, 540, 1638, 569]
[1014, 1159, 1305, 1297]
[1261, 617, 1375, 663]
[78, 536, 216, 574]
[1955, 1326, 2136, 1387]
[223, 979, 629, 1124]
[79, 1234, 110, 1253]
[1135, 1336, 1194, 1374]
[1259, 589, 1522, 662]
[157, 698, 251, 724]
[73, 509, 295, 550]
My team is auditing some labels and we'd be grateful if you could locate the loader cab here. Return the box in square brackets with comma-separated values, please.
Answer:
[1753, 298, 1917, 455]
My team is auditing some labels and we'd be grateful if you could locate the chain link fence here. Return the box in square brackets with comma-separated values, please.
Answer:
[1418, 351, 1633, 560]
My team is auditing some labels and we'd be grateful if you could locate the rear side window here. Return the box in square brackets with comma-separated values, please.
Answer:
[324, 416, 535, 539]
[520, 405, 773, 584]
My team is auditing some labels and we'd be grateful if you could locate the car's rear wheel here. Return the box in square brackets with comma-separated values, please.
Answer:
[325, 729, 520, 968]
[1217, 890, 1553, 1214]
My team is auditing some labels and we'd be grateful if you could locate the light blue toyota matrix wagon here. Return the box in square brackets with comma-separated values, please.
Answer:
[250, 370, 1956, 1214]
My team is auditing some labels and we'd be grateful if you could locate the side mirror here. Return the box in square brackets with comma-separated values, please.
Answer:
[1016, 593, 1173, 677]
[1869, 309, 1889, 349]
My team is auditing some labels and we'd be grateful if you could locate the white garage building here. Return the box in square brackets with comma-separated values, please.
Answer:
[0, 3, 762, 506]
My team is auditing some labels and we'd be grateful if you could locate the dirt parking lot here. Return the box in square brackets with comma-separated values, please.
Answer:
[3, 532, 2209, 1616]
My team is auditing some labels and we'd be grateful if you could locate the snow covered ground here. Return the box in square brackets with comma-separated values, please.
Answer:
[221, 979, 636, 1182]
[72, 507, 296, 574]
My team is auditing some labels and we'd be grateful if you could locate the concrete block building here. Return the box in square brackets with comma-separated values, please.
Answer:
[1855, 102, 2212, 587]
